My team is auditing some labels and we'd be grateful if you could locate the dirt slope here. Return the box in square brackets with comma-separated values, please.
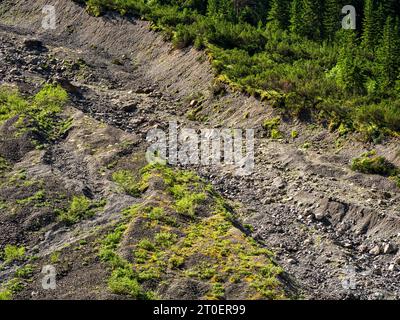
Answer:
[1, 0, 400, 300]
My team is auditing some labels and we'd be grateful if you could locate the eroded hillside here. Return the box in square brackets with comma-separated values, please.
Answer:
[1, 0, 400, 300]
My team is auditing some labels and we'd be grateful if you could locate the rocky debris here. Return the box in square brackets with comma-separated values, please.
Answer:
[53, 77, 81, 94]
[1, 0, 400, 300]
[23, 38, 46, 52]
[135, 86, 154, 94]
[272, 176, 286, 190]
[383, 243, 397, 255]
[369, 245, 381, 256]
[313, 198, 347, 222]
[120, 101, 138, 113]
[393, 255, 400, 265]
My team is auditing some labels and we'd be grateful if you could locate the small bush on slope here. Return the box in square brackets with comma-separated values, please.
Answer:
[351, 150, 400, 187]
[0, 84, 71, 146]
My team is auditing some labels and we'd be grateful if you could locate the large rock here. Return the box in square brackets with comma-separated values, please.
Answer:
[369, 245, 381, 256]
[383, 243, 397, 255]
[314, 198, 347, 222]
[23, 38, 46, 52]
[53, 77, 80, 94]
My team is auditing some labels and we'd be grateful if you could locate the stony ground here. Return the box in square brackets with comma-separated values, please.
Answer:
[1, 0, 400, 300]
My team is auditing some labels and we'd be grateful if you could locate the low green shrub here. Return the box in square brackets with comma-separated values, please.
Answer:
[0, 84, 71, 145]
[57, 196, 106, 225]
[0, 289, 12, 300]
[351, 151, 396, 176]
[263, 117, 282, 139]
[351, 150, 400, 187]
[112, 170, 148, 196]
[15, 264, 34, 279]
[2, 245, 25, 264]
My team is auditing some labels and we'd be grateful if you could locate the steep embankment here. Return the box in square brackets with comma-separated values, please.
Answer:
[1, 0, 400, 300]
[0, 34, 293, 300]
[0, 0, 295, 300]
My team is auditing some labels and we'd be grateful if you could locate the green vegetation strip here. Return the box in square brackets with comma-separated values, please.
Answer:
[101, 163, 287, 300]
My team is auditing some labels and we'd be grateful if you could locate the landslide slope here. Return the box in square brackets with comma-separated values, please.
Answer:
[0, 0, 400, 300]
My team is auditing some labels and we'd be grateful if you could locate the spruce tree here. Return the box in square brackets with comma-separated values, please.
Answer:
[268, 0, 290, 30]
[380, 0, 399, 18]
[207, 0, 235, 21]
[290, 0, 303, 35]
[361, 0, 376, 49]
[376, 16, 400, 88]
[335, 30, 365, 93]
[298, 0, 321, 39]
[323, 0, 340, 40]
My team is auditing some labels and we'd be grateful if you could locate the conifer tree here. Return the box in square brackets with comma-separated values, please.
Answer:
[207, 0, 235, 21]
[268, 0, 290, 30]
[376, 16, 400, 88]
[323, 0, 340, 40]
[289, 0, 303, 35]
[361, 0, 376, 49]
[293, 0, 321, 39]
[380, 0, 399, 18]
[334, 30, 365, 93]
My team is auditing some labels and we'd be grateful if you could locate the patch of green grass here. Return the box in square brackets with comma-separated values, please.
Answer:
[0, 84, 71, 145]
[263, 117, 282, 139]
[0, 289, 12, 300]
[270, 129, 283, 140]
[132, 206, 178, 227]
[99, 223, 155, 299]
[7, 278, 24, 292]
[174, 192, 207, 217]
[154, 232, 177, 248]
[1, 245, 25, 264]
[8, 169, 27, 184]
[50, 251, 61, 264]
[0, 86, 29, 124]
[99, 224, 128, 269]
[337, 123, 350, 137]
[169, 255, 184, 269]
[16, 190, 46, 207]
[108, 267, 141, 296]
[57, 196, 106, 225]
[137, 239, 156, 251]
[147, 207, 163, 220]
[100, 162, 287, 300]
[187, 105, 207, 122]
[208, 282, 225, 300]
[0, 157, 9, 173]
[112, 170, 148, 196]
[15, 264, 33, 279]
